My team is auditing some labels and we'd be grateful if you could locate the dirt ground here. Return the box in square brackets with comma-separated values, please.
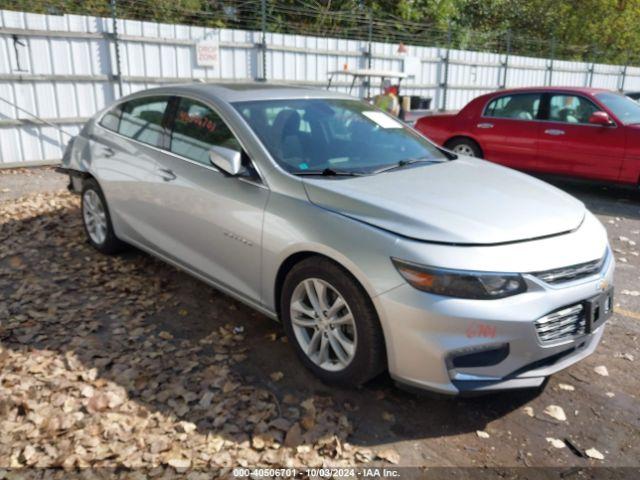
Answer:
[1, 167, 639, 476]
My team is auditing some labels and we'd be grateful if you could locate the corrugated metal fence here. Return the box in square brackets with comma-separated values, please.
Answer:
[2, 8, 640, 166]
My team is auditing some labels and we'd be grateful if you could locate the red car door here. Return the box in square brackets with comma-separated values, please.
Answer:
[471, 92, 543, 170]
[537, 93, 625, 181]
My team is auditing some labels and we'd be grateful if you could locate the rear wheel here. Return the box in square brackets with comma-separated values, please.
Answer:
[81, 179, 126, 255]
[280, 257, 386, 386]
[446, 137, 482, 158]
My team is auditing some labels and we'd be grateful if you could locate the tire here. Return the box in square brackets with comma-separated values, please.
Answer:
[280, 256, 386, 387]
[81, 178, 126, 255]
[446, 137, 483, 158]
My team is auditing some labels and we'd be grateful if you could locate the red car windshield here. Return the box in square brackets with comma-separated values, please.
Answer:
[595, 92, 640, 125]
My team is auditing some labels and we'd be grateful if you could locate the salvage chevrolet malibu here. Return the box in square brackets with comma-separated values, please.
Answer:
[58, 83, 614, 394]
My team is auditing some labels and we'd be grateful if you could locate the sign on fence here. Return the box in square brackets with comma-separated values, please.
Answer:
[196, 37, 220, 68]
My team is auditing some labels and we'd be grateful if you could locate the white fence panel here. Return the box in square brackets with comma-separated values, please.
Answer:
[550, 59, 588, 86]
[446, 49, 503, 109]
[506, 54, 547, 87]
[592, 63, 622, 90]
[624, 66, 640, 91]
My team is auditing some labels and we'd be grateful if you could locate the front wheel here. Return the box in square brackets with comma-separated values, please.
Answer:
[280, 257, 386, 386]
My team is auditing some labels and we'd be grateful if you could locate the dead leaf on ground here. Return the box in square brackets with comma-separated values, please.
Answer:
[376, 448, 400, 464]
[544, 405, 567, 422]
[270, 371, 284, 382]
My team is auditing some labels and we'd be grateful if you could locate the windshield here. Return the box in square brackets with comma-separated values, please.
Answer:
[233, 98, 447, 175]
[595, 92, 640, 125]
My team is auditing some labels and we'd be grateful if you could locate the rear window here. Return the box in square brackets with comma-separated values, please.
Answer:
[117, 96, 170, 148]
[99, 104, 122, 132]
[484, 93, 541, 120]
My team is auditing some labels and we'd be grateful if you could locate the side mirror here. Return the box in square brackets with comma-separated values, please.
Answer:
[209, 145, 244, 175]
[588, 111, 614, 126]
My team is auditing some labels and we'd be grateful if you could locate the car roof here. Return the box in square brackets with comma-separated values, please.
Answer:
[487, 86, 612, 96]
[124, 82, 356, 104]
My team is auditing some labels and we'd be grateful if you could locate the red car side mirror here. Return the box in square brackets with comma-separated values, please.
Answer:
[589, 111, 614, 126]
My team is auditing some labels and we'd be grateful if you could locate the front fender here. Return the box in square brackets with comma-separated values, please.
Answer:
[261, 191, 405, 313]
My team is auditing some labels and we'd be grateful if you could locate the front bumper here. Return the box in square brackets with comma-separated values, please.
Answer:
[374, 252, 614, 395]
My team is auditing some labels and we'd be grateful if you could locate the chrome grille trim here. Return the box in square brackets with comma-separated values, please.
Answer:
[535, 304, 586, 343]
[531, 251, 607, 285]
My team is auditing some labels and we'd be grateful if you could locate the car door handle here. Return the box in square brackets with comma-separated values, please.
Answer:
[103, 147, 115, 158]
[477, 122, 494, 129]
[158, 168, 177, 182]
[544, 129, 565, 136]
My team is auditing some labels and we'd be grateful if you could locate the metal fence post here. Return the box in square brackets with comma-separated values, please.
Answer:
[500, 29, 511, 89]
[440, 25, 451, 111]
[587, 62, 595, 86]
[586, 45, 596, 87]
[619, 53, 629, 92]
[365, 10, 373, 98]
[109, 0, 123, 98]
[619, 66, 627, 92]
[257, 0, 267, 81]
[546, 36, 555, 86]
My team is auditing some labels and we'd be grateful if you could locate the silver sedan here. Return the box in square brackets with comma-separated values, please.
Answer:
[59, 83, 614, 394]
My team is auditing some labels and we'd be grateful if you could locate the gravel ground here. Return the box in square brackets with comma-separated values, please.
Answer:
[1, 167, 639, 476]
[0, 167, 68, 201]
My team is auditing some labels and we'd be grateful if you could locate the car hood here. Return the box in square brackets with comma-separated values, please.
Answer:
[302, 158, 585, 245]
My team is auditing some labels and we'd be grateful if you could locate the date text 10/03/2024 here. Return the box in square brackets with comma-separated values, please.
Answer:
[232, 468, 401, 478]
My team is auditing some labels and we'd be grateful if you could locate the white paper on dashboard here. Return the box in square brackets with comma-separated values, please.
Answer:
[362, 111, 403, 129]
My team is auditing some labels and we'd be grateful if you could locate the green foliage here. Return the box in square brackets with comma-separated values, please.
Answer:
[452, 0, 640, 63]
[4, 0, 640, 63]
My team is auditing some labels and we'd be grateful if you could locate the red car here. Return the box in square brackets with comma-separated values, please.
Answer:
[415, 87, 640, 186]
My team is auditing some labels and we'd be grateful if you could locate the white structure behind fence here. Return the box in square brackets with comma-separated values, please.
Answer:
[2, 8, 640, 166]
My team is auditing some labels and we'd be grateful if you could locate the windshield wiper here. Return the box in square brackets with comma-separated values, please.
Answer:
[370, 157, 439, 174]
[292, 168, 364, 177]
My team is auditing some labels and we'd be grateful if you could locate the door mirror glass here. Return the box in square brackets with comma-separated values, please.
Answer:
[209, 145, 244, 175]
[588, 111, 614, 126]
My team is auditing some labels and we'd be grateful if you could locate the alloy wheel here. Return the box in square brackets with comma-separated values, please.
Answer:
[82, 189, 108, 245]
[453, 144, 476, 157]
[289, 278, 357, 372]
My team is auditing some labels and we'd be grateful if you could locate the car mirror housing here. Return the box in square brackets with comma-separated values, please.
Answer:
[209, 145, 244, 175]
[588, 111, 614, 126]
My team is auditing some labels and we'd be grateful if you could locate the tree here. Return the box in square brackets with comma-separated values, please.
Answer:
[4, 0, 640, 63]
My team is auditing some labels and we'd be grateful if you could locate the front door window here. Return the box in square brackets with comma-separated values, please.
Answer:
[548, 95, 599, 124]
[170, 98, 242, 166]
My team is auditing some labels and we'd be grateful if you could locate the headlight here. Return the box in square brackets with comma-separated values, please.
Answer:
[392, 258, 527, 300]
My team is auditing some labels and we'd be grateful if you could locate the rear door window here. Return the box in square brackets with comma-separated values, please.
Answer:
[118, 96, 170, 148]
[169, 97, 241, 165]
[484, 93, 542, 120]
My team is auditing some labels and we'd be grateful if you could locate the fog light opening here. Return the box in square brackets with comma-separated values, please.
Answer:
[446, 343, 510, 374]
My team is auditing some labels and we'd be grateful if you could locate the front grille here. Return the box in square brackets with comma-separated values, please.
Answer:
[535, 304, 586, 343]
[531, 252, 607, 285]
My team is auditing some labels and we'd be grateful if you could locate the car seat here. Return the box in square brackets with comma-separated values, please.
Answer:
[272, 109, 307, 168]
